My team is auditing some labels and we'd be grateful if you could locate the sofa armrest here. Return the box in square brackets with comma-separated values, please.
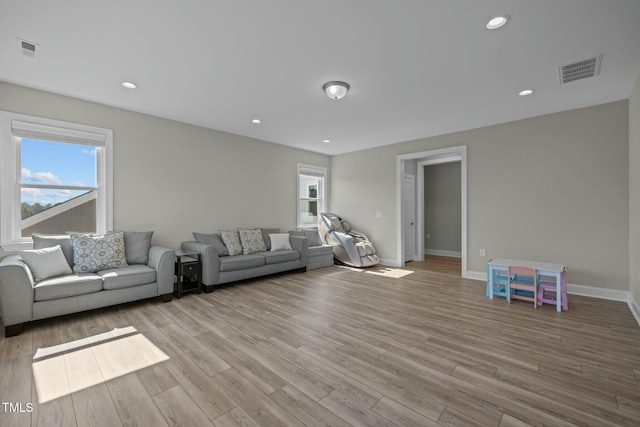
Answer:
[182, 241, 220, 286]
[289, 236, 308, 267]
[0, 255, 35, 327]
[148, 246, 175, 296]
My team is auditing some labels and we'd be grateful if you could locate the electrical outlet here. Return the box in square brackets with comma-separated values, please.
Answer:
[480, 248, 486, 257]
[426, 234, 430, 240]
[375, 211, 382, 218]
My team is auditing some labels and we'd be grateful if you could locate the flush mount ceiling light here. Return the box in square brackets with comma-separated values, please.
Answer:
[323, 81, 350, 100]
[121, 81, 137, 89]
[486, 15, 509, 30]
[251, 118, 262, 124]
[323, 139, 331, 143]
[518, 89, 535, 96]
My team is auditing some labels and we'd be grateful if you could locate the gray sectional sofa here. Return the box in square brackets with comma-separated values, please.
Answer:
[289, 229, 334, 270]
[0, 232, 174, 336]
[181, 228, 308, 291]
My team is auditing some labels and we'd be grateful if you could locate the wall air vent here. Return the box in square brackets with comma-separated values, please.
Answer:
[559, 54, 602, 84]
[17, 38, 38, 58]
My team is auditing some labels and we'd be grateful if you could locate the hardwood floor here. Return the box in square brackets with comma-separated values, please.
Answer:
[1, 259, 639, 426]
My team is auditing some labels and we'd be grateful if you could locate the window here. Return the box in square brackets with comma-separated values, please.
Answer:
[297, 164, 327, 228]
[0, 112, 112, 249]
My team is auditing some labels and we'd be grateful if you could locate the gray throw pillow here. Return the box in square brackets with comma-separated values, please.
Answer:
[71, 232, 128, 273]
[193, 232, 229, 256]
[21, 245, 73, 282]
[123, 231, 153, 264]
[32, 234, 73, 268]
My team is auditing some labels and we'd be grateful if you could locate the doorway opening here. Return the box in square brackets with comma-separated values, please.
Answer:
[396, 145, 467, 277]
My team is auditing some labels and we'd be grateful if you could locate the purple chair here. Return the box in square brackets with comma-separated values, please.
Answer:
[537, 270, 568, 310]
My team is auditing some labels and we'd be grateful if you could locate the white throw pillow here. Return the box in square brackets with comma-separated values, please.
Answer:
[21, 245, 72, 282]
[269, 234, 292, 251]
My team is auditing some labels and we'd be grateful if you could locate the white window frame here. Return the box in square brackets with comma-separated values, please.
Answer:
[0, 111, 113, 250]
[297, 163, 327, 229]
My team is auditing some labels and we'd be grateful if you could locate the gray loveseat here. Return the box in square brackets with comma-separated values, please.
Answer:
[181, 228, 307, 291]
[0, 232, 174, 336]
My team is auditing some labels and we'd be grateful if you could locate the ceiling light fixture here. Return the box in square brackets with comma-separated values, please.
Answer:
[323, 139, 331, 143]
[518, 89, 535, 96]
[121, 81, 137, 89]
[486, 15, 509, 30]
[323, 81, 350, 100]
[251, 118, 261, 124]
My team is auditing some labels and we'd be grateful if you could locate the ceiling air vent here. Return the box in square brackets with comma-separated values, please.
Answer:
[17, 38, 38, 58]
[559, 54, 602, 84]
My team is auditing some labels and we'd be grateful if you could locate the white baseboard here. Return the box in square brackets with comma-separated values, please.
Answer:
[380, 258, 402, 267]
[565, 283, 629, 301]
[464, 270, 486, 281]
[466, 270, 640, 326]
[424, 249, 462, 258]
[628, 295, 640, 327]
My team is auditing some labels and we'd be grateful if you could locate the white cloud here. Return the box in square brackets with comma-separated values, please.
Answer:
[21, 168, 63, 185]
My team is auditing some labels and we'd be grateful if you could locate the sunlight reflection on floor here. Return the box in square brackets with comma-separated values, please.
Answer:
[338, 265, 415, 278]
[32, 326, 169, 403]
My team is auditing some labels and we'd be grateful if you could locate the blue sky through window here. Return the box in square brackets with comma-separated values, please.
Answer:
[21, 138, 96, 205]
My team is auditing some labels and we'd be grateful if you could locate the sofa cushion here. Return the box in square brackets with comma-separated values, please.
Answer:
[238, 228, 267, 254]
[21, 245, 73, 283]
[193, 232, 228, 256]
[219, 254, 265, 272]
[123, 231, 153, 264]
[99, 265, 156, 290]
[71, 232, 128, 273]
[261, 228, 280, 250]
[269, 234, 292, 251]
[258, 250, 300, 265]
[289, 230, 322, 247]
[219, 230, 243, 256]
[32, 234, 74, 268]
[34, 273, 103, 302]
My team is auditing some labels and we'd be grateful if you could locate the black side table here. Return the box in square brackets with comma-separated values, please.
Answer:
[174, 250, 202, 298]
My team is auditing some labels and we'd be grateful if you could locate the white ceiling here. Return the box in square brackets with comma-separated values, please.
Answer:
[1, 0, 640, 155]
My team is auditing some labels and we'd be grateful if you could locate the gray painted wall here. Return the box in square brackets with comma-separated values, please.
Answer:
[629, 74, 640, 306]
[332, 101, 629, 289]
[424, 162, 461, 254]
[0, 82, 330, 249]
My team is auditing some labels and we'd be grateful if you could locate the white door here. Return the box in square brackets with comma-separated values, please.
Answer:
[402, 174, 416, 262]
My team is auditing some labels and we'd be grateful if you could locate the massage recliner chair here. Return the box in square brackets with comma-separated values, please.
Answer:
[319, 213, 380, 268]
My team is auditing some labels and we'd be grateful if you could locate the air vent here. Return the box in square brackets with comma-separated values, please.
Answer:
[559, 54, 602, 84]
[17, 38, 38, 58]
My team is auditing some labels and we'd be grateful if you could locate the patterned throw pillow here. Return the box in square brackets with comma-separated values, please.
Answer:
[219, 230, 243, 256]
[71, 232, 128, 273]
[238, 228, 267, 254]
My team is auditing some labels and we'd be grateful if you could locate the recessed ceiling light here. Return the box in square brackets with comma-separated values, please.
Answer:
[121, 81, 137, 89]
[323, 139, 331, 143]
[486, 15, 509, 30]
[518, 89, 535, 96]
[251, 119, 261, 124]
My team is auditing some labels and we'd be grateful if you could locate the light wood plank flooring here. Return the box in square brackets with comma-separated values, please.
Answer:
[1, 260, 640, 426]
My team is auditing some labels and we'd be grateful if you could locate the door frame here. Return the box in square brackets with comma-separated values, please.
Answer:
[396, 145, 467, 276]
